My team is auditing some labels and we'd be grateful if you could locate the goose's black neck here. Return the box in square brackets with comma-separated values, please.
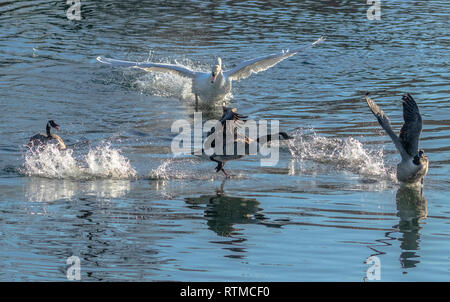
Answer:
[257, 134, 273, 144]
[46, 122, 51, 137]
[257, 132, 290, 144]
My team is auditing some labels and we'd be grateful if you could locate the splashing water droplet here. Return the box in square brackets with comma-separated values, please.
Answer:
[20, 143, 137, 180]
[287, 128, 396, 182]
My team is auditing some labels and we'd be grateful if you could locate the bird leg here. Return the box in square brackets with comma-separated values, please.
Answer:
[212, 159, 223, 173]
[221, 168, 231, 178]
[195, 94, 199, 111]
[210, 156, 222, 171]
[210, 156, 231, 178]
[217, 163, 231, 178]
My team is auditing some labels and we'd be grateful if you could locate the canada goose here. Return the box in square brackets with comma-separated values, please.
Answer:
[97, 37, 325, 108]
[205, 107, 292, 177]
[365, 93, 428, 184]
[28, 120, 66, 150]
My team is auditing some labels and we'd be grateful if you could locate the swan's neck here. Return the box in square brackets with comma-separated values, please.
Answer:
[214, 70, 224, 84]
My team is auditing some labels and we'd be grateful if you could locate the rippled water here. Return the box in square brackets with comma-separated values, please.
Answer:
[0, 1, 449, 281]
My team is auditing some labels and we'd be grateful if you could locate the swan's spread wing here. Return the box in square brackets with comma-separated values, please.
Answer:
[399, 93, 422, 157]
[96, 56, 197, 78]
[225, 37, 325, 81]
[97, 56, 139, 67]
[365, 94, 409, 160]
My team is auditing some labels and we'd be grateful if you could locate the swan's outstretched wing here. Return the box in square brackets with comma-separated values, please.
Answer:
[224, 36, 325, 81]
[365, 94, 409, 160]
[399, 93, 422, 157]
[96, 56, 197, 78]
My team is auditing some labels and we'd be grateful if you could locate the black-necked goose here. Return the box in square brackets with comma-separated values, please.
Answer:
[28, 120, 66, 150]
[366, 93, 428, 184]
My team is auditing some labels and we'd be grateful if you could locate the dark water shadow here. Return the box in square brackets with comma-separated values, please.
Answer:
[395, 184, 427, 270]
[364, 184, 428, 280]
[184, 181, 283, 239]
[185, 181, 263, 237]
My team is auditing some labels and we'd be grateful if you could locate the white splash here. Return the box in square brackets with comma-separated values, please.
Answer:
[134, 71, 194, 101]
[21, 144, 137, 180]
[149, 158, 175, 180]
[149, 157, 195, 180]
[287, 129, 396, 181]
[148, 157, 225, 181]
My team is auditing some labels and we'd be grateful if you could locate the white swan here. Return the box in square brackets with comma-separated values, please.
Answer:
[97, 37, 325, 107]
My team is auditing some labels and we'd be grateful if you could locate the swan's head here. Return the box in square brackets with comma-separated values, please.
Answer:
[211, 57, 222, 83]
[48, 120, 60, 130]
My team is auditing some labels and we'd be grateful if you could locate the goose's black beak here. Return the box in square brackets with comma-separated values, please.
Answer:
[49, 120, 60, 130]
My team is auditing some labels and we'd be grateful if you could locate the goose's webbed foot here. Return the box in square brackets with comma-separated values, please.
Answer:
[211, 157, 231, 178]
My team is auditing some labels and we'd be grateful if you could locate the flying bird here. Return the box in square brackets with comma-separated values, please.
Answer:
[97, 37, 325, 108]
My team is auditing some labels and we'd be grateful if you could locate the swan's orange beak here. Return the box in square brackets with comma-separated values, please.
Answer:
[211, 74, 217, 83]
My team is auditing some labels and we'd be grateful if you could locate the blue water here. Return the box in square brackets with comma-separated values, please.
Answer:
[0, 1, 449, 281]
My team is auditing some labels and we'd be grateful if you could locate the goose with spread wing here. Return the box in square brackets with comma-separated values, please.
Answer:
[97, 37, 324, 107]
[365, 93, 428, 184]
[204, 106, 292, 177]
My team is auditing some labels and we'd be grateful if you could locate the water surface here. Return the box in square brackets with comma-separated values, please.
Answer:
[0, 0, 449, 281]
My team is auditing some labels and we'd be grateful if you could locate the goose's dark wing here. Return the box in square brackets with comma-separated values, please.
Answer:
[205, 107, 248, 148]
[207, 107, 247, 136]
[399, 93, 422, 157]
[365, 94, 409, 160]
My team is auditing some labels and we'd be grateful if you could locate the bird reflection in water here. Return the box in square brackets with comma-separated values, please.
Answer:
[395, 184, 427, 270]
[185, 181, 269, 237]
[364, 184, 427, 280]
